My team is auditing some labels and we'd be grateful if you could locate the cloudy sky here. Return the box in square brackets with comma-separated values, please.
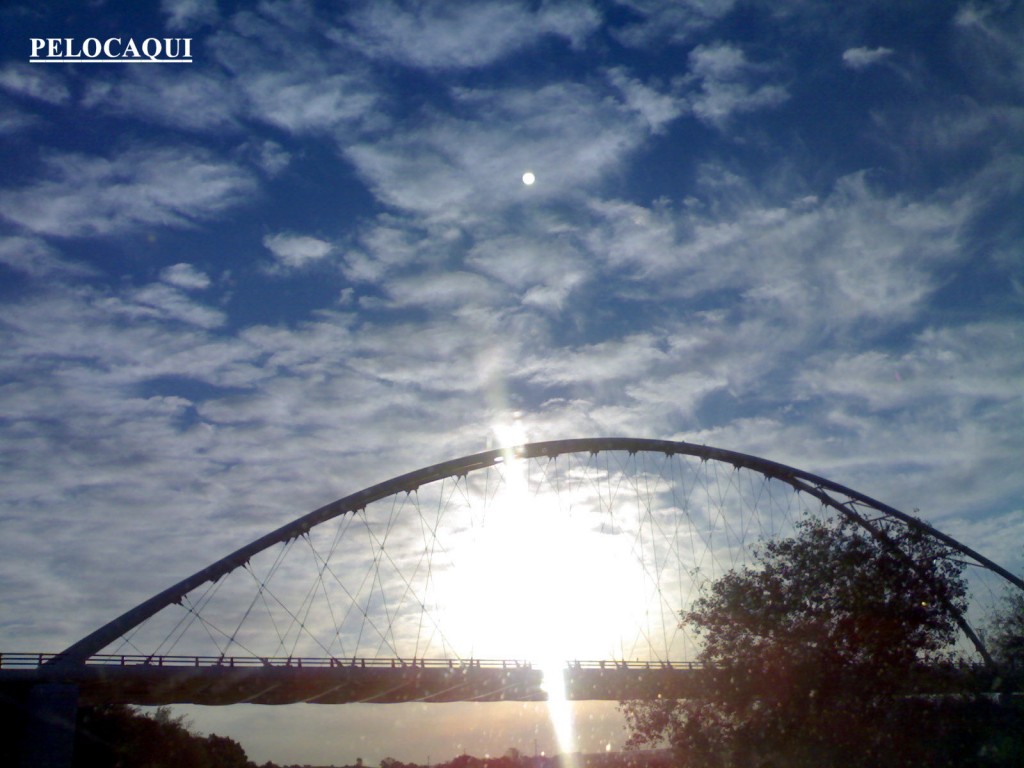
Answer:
[1, 0, 1023, 763]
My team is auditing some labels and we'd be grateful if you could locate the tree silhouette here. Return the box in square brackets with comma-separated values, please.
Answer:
[988, 588, 1024, 678]
[621, 516, 1015, 767]
[72, 703, 252, 767]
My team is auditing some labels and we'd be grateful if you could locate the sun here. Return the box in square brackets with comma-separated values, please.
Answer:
[425, 423, 651, 753]
[430, 450, 646, 662]
[522, 171, 536, 185]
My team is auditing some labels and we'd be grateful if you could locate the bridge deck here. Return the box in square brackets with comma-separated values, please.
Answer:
[0, 654, 709, 705]
[0, 654, 991, 705]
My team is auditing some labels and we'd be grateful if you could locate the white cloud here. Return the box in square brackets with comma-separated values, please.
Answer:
[586, 169, 967, 328]
[344, 0, 601, 70]
[0, 236, 96, 278]
[610, 0, 737, 48]
[685, 43, 788, 127]
[901, 101, 1024, 154]
[522, 333, 670, 386]
[241, 72, 379, 134]
[334, 315, 524, 395]
[341, 217, 442, 284]
[83, 69, 241, 132]
[467, 235, 589, 311]
[0, 64, 70, 105]
[953, 2, 1024, 96]
[842, 46, 894, 70]
[607, 68, 687, 132]
[623, 370, 729, 420]
[0, 101, 38, 135]
[0, 291, 236, 393]
[690, 408, 1023, 553]
[101, 283, 226, 329]
[383, 270, 506, 310]
[788, 321, 1024, 535]
[797, 323, 1024, 413]
[346, 79, 674, 219]
[689, 41, 746, 79]
[263, 233, 333, 269]
[67, 6, 384, 141]
[161, 263, 212, 291]
[196, 10, 385, 139]
[0, 146, 257, 237]
[584, 198, 679, 276]
[161, 0, 220, 30]
[248, 140, 291, 176]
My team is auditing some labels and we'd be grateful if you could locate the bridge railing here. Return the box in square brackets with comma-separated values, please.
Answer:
[0, 653, 706, 671]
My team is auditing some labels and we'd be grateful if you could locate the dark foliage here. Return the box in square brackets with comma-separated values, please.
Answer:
[73, 703, 252, 768]
[622, 516, 1022, 767]
[988, 589, 1024, 680]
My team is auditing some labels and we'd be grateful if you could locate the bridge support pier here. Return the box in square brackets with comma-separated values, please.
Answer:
[20, 682, 79, 768]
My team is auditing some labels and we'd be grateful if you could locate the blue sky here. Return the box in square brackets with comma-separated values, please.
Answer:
[1, 0, 1023, 763]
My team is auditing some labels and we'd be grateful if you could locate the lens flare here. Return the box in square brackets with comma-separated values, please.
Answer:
[541, 657, 576, 767]
[434, 421, 646, 759]
[492, 422, 576, 759]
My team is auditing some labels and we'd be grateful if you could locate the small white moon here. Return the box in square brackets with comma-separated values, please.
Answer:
[522, 171, 536, 186]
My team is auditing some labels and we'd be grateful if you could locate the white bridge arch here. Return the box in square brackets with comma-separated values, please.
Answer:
[52, 438, 1022, 673]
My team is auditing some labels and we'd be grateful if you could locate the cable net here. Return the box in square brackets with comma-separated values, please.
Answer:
[105, 449, 996, 664]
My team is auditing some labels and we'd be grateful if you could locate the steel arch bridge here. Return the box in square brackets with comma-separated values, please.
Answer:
[4, 438, 1023, 712]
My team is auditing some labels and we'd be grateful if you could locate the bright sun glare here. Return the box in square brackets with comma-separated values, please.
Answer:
[437, 425, 643, 663]
[432, 422, 646, 757]
[522, 171, 536, 185]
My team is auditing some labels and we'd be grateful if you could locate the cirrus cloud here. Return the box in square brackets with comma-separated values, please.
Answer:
[343, 0, 601, 70]
[842, 45, 895, 70]
[263, 233, 334, 270]
[0, 146, 257, 237]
